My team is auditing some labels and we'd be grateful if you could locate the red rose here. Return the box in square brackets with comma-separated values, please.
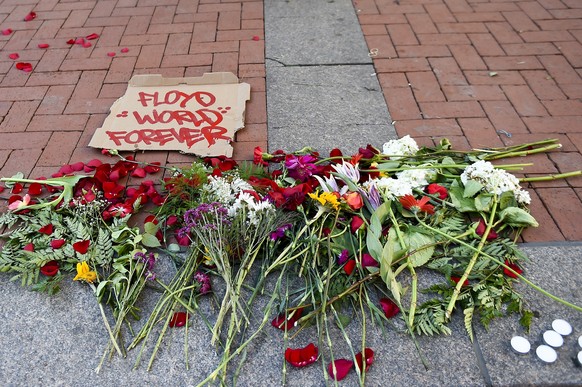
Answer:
[40, 260, 59, 276]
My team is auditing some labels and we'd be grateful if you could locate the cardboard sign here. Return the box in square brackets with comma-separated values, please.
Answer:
[89, 73, 250, 157]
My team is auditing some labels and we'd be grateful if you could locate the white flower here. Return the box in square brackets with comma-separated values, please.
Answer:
[396, 167, 431, 189]
[382, 135, 419, 159]
[366, 177, 413, 200]
[461, 160, 531, 204]
[203, 173, 253, 204]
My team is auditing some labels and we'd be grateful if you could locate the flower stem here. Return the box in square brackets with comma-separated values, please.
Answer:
[519, 170, 582, 182]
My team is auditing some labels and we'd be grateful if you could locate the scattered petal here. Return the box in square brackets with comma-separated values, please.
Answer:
[70, 161, 85, 171]
[350, 215, 365, 233]
[66, 38, 76, 45]
[24, 12, 37, 21]
[271, 308, 303, 330]
[284, 343, 318, 367]
[82, 41, 92, 48]
[451, 276, 469, 287]
[16, 62, 33, 72]
[28, 182, 43, 196]
[38, 43, 49, 49]
[2, 28, 13, 35]
[11, 182, 23, 194]
[252, 35, 260, 41]
[8, 194, 31, 210]
[86, 159, 103, 169]
[73, 240, 90, 254]
[328, 359, 354, 381]
[59, 164, 74, 175]
[8, 53, 19, 60]
[379, 298, 400, 319]
[85, 33, 99, 40]
[40, 260, 59, 276]
[169, 312, 189, 328]
[23, 243, 35, 252]
[343, 259, 356, 275]
[39, 224, 54, 235]
[107, 52, 116, 57]
[131, 167, 146, 178]
[50, 239, 66, 249]
[120, 47, 129, 53]
[75, 37, 85, 44]
[426, 183, 448, 200]
[144, 162, 161, 174]
[355, 348, 374, 373]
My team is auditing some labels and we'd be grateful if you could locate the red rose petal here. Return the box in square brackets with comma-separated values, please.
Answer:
[503, 260, 523, 279]
[271, 308, 304, 330]
[355, 348, 374, 373]
[40, 260, 59, 277]
[284, 343, 318, 367]
[131, 167, 146, 178]
[144, 162, 161, 174]
[328, 359, 354, 381]
[11, 182, 23, 194]
[166, 215, 178, 227]
[0, 185, 4, 193]
[70, 161, 84, 171]
[23, 243, 35, 252]
[59, 164, 74, 175]
[73, 240, 90, 254]
[86, 159, 103, 169]
[2, 29, 13, 35]
[75, 37, 85, 44]
[82, 41, 92, 48]
[343, 259, 357, 275]
[24, 12, 37, 21]
[120, 47, 129, 53]
[16, 62, 33, 72]
[252, 35, 260, 41]
[9, 53, 19, 60]
[50, 239, 66, 249]
[28, 183, 43, 196]
[38, 43, 49, 49]
[66, 38, 75, 45]
[379, 298, 400, 319]
[169, 312, 189, 328]
[39, 224, 54, 235]
[85, 33, 99, 40]
[107, 52, 116, 57]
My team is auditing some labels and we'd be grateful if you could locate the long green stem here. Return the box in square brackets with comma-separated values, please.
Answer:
[520, 170, 582, 182]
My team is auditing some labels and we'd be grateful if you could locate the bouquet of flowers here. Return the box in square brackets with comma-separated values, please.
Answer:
[1, 137, 580, 384]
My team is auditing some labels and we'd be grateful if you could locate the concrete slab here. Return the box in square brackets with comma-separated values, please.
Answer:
[476, 244, 582, 386]
[267, 64, 395, 154]
[265, 0, 372, 66]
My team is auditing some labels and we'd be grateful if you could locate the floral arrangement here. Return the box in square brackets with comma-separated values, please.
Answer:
[1, 137, 580, 385]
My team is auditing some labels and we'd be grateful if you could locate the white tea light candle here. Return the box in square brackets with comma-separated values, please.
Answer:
[536, 345, 558, 363]
[510, 336, 531, 354]
[551, 319, 572, 336]
[543, 330, 564, 348]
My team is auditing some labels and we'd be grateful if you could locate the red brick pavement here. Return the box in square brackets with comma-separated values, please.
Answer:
[354, 0, 582, 242]
[0, 0, 266, 180]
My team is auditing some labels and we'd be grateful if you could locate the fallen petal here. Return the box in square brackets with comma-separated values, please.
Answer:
[23, 243, 35, 252]
[379, 298, 400, 319]
[66, 38, 75, 45]
[328, 359, 354, 381]
[59, 164, 74, 175]
[28, 183, 43, 196]
[73, 240, 91, 254]
[284, 343, 318, 367]
[120, 47, 129, 53]
[70, 161, 85, 171]
[169, 312, 189, 327]
[16, 62, 33, 72]
[1, 28, 13, 35]
[82, 41, 92, 48]
[355, 348, 374, 373]
[37, 43, 49, 49]
[11, 182, 23, 194]
[75, 37, 85, 44]
[24, 12, 37, 21]
[50, 239, 66, 249]
[131, 167, 146, 178]
[252, 35, 260, 41]
[107, 52, 116, 57]
[8, 53, 19, 60]
[39, 224, 54, 235]
[85, 33, 99, 40]
[40, 260, 60, 276]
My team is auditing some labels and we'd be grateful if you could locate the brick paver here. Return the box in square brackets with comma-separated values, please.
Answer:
[1, 0, 581, 243]
[0, 0, 266, 184]
[355, 0, 582, 242]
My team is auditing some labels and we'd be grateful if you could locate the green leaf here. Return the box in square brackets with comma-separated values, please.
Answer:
[374, 161, 401, 171]
[449, 186, 477, 212]
[142, 233, 161, 247]
[144, 221, 159, 235]
[463, 180, 483, 198]
[335, 314, 351, 329]
[464, 307, 475, 342]
[402, 230, 435, 267]
[499, 191, 517, 210]
[366, 230, 383, 262]
[474, 194, 493, 212]
[498, 207, 539, 227]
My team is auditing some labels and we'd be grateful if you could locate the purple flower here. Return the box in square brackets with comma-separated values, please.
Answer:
[284, 154, 322, 182]
[194, 271, 211, 294]
[338, 249, 350, 265]
[134, 252, 157, 281]
[270, 223, 293, 241]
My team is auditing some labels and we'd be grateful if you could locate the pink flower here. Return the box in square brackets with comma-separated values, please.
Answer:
[8, 194, 31, 210]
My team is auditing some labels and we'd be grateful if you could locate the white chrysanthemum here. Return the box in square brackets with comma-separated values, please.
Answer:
[203, 176, 233, 204]
[382, 135, 419, 159]
[396, 168, 431, 189]
[368, 177, 413, 200]
[461, 160, 531, 204]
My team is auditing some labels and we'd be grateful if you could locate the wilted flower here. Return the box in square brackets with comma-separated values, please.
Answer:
[194, 271, 212, 294]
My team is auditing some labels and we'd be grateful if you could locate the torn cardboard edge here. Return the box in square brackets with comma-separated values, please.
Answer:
[89, 72, 251, 158]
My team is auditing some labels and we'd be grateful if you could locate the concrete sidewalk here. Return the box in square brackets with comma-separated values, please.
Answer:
[1, 0, 581, 385]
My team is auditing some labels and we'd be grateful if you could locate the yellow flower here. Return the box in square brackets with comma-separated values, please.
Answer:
[73, 261, 97, 283]
[371, 162, 387, 177]
[308, 191, 341, 211]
